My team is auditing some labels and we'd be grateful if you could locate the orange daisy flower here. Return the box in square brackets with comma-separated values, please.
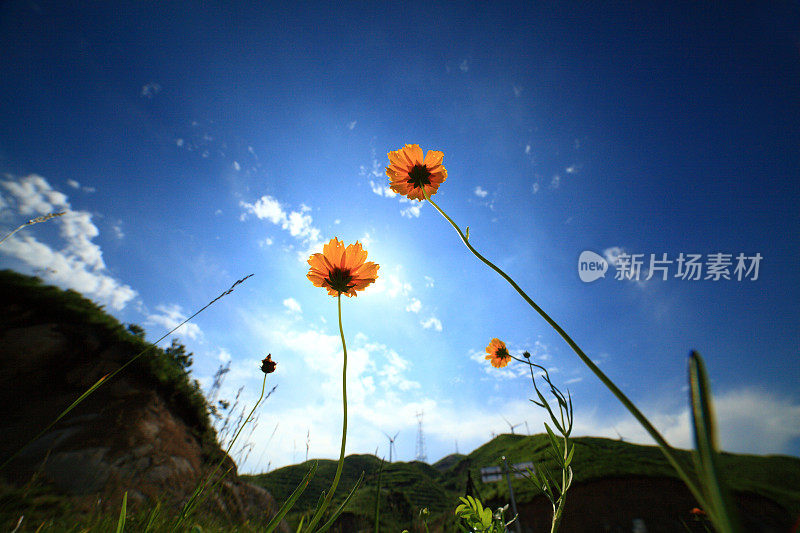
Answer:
[485, 338, 512, 368]
[385, 144, 447, 201]
[307, 238, 379, 297]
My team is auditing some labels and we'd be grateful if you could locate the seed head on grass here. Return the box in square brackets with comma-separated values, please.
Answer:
[0, 211, 67, 246]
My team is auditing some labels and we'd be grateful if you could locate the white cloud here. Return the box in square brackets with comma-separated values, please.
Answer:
[234, 312, 431, 470]
[525, 144, 532, 155]
[0, 174, 136, 310]
[283, 297, 302, 314]
[550, 174, 561, 189]
[141, 82, 162, 98]
[405, 298, 422, 313]
[578, 387, 800, 456]
[424, 276, 434, 288]
[65, 179, 95, 193]
[474, 186, 488, 198]
[347, 120, 357, 130]
[146, 303, 203, 341]
[400, 203, 422, 218]
[216, 348, 232, 363]
[459, 59, 469, 72]
[240, 195, 322, 259]
[532, 183, 540, 194]
[513, 85, 523, 97]
[176, 138, 184, 147]
[241, 195, 285, 224]
[421, 317, 442, 332]
[370, 181, 397, 198]
[371, 270, 412, 299]
[360, 232, 373, 249]
[566, 164, 579, 174]
[233, 161, 241, 171]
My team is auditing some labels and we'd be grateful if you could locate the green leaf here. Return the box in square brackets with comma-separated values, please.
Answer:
[564, 443, 575, 467]
[143, 501, 161, 533]
[480, 506, 492, 527]
[317, 471, 365, 533]
[544, 423, 564, 462]
[689, 350, 742, 533]
[115, 492, 128, 533]
[265, 461, 318, 533]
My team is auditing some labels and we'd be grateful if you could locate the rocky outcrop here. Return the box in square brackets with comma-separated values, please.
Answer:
[0, 271, 287, 529]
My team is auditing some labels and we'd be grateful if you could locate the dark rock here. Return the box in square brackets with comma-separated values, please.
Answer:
[0, 271, 288, 530]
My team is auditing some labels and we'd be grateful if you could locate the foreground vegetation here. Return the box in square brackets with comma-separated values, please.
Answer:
[246, 434, 800, 531]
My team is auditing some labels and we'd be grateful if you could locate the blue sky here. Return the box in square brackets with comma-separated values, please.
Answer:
[1, 1, 798, 472]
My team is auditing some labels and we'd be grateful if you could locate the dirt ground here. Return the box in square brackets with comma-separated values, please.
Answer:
[511, 475, 794, 533]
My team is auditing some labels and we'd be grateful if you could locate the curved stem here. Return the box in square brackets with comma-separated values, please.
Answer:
[305, 293, 349, 531]
[423, 189, 707, 510]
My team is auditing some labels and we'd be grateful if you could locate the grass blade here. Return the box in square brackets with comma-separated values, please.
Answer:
[143, 500, 161, 532]
[265, 461, 318, 533]
[374, 458, 385, 533]
[689, 350, 741, 533]
[115, 492, 128, 533]
[316, 471, 365, 533]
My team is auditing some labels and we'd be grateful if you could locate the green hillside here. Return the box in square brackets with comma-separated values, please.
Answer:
[245, 434, 800, 531]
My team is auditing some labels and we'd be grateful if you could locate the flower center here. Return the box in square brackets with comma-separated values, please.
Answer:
[496, 347, 510, 360]
[406, 164, 432, 189]
[326, 267, 354, 293]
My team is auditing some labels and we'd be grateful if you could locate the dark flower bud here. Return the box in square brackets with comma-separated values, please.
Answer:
[523, 351, 531, 359]
[261, 354, 277, 374]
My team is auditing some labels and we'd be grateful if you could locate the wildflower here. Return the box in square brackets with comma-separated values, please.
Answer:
[386, 144, 447, 201]
[261, 354, 276, 374]
[690, 507, 707, 518]
[485, 338, 512, 368]
[307, 237, 379, 297]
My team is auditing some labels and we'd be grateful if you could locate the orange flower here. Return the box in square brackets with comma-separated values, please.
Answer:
[307, 238, 379, 297]
[385, 144, 447, 201]
[485, 338, 512, 368]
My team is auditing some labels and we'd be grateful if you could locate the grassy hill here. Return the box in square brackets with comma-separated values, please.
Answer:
[246, 434, 800, 531]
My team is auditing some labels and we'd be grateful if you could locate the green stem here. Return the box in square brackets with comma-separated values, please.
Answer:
[174, 372, 268, 530]
[304, 293, 349, 532]
[422, 189, 708, 511]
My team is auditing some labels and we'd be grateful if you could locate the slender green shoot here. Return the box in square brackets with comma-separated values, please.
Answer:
[174, 372, 272, 529]
[422, 187, 708, 511]
[506, 352, 573, 533]
[302, 293, 350, 532]
[316, 471, 365, 533]
[115, 492, 127, 533]
[373, 458, 385, 533]
[265, 462, 318, 533]
[689, 351, 741, 533]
